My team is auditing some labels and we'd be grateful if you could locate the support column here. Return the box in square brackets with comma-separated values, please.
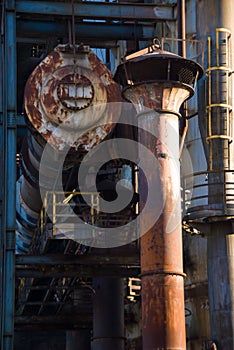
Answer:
[207, 223, 234, 349]
[0, 15, 3, 346]
[66, 330, 91, 350]
[92, 278, 125, 350]
[1, 1, 17, 349]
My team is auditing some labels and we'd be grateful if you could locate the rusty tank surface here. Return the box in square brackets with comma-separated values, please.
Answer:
[24, 43, 121, 152]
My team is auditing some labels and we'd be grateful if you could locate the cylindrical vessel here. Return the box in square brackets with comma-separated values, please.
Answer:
[138, 109, 186, 349]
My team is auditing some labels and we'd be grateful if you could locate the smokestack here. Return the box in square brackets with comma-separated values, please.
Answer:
[115, 47, 203, 349]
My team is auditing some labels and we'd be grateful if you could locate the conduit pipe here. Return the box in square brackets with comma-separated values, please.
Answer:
[115, 48, 203, 350]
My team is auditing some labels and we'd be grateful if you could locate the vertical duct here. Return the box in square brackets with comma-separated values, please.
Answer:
[114, 48, 202, 350]
[92, 278, 125, 350]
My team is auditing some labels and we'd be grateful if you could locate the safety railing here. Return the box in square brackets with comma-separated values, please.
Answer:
[206, 28, 233, 170]
[38, 190, 138, 245]
[39, 191, 99, 239]
[182, 170, 234, 222]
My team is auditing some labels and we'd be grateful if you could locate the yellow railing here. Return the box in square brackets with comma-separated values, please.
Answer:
[206, 28, 233, 170]
[40, 191, 99, 237]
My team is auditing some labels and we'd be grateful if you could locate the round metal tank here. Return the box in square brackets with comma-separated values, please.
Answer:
[24, 43, 121, 151]
[16, 44, 122, 254]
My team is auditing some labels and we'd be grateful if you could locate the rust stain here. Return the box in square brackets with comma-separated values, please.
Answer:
[40, 50, 63, 75]
[89, 51, 107, 77]
[106, 83, 121, 103]
[24, 45, 121, 151]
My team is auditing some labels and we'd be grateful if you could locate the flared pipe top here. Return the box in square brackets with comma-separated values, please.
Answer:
[114, 47, 203, 91]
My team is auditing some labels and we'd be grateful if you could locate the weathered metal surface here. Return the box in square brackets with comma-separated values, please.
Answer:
[24, 44, 121, 151]
[183, 234, 210, 349]
[207, 224, 234, 349]
[15, 253, 140, 266]
[16, 21, 158, 41]
[16, 1, 175, 22]
[123, 82, 192, 114]
[138, 111, 186, 350]
[114, 49, 203, 88]
[117, 48, 203, 350]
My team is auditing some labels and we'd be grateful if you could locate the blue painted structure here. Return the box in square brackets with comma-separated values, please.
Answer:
[1, 1, 17, 349]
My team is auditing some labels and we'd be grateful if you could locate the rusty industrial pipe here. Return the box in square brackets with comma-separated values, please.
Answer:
[17, 43, 121, 253]
[115, 48, 203, 349]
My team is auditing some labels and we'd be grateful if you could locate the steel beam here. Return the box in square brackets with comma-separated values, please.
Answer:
[16, 1, 175, 22]
[16, 20, 156, 40]
[15, 252, 140, 278]
[15, 315, 92, 329]
[15, 266, 140, 278]
[15, 253, 139, 266]
[2, 1, 17, 349]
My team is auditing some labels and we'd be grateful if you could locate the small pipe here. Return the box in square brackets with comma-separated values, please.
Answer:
[179, 116, 188, 157]
[177, 0, 186, 58]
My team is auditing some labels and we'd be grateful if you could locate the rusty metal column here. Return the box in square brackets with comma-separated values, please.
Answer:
[114, 48, 203, 350]
[92, 278, 125, 350]
[137, 105, 186, 350]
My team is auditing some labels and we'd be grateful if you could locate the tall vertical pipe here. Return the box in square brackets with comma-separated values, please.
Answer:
[92, 278, 125, 350]
[139, 110, 186, 349]
[0, 9, 4, 345]
[114, 50, 202, 349]
[195, 1, 234, 347]
[177, 0, 186, 58]
[1, 1, 16, 349]
[124, 84, 189, 350]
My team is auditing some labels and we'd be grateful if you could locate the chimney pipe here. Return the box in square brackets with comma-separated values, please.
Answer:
[115, 48, 203, 349]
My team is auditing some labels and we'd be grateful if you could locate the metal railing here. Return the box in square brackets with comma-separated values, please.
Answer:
[39, 191, 99, 237]
[182, 169, 234, 221]
[37, 190, 138, 245]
